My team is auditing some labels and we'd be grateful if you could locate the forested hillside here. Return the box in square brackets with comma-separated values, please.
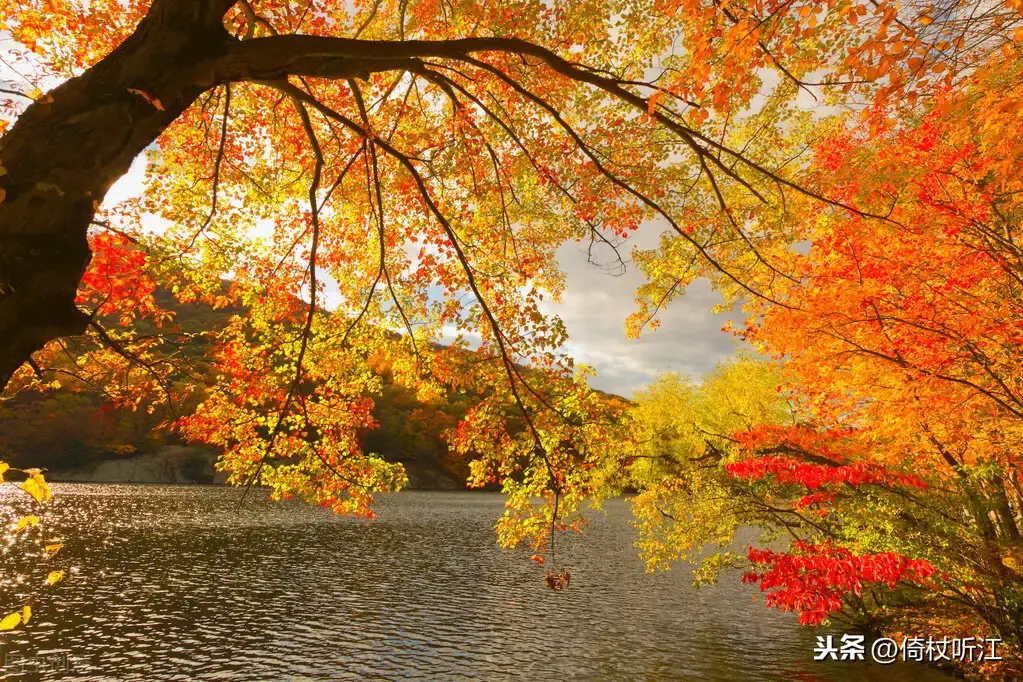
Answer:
[1, 288, 595, 487]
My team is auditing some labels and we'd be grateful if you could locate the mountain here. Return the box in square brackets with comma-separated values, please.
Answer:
[1, 289, 627, 488]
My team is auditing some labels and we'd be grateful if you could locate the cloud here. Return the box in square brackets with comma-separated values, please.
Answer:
[547, 221, 746, 398]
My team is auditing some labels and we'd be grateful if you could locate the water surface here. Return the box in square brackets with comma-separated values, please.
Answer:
[0, 485, 953, 680]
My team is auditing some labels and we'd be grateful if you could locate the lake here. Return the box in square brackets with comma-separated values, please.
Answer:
[0, 485, 954, 680]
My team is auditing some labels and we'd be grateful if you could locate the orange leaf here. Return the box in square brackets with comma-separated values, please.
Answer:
[127, 88, 166, 111]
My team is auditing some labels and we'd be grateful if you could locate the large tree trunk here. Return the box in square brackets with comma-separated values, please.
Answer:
[0, 0, 235, 389]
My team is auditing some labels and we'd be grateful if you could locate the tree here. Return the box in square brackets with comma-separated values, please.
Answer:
[623, 357, 788, 577]
[738, 62, 1023, 643]
[626, 53, 1023, 647]
[0, 461, 65, 631]
[1, 0, 1020, 578]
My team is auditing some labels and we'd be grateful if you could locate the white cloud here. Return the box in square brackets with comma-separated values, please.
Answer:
[548, 222, 746, 398]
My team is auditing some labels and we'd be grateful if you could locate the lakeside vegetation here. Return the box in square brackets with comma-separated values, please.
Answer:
[0, 288, 628, 486]
[0, 289, 477, 483]
[1, 0, 1023, 679]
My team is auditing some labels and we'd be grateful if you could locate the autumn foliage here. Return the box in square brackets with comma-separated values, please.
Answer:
[1, 0, 1023, 662]
[743, 542, 941, 625]
[625, 17, 1023, 653]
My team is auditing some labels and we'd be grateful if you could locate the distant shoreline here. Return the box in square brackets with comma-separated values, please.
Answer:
[46, 445, 465, 491]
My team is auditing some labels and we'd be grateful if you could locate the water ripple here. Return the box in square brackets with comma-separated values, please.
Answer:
[0, 485, 954, 681]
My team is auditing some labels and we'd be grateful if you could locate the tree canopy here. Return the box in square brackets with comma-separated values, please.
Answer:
[1, 0, 1023, 655]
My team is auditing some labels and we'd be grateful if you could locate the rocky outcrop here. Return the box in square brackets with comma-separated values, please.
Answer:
[402, 462, 462, 490]
[48, 446, 463, 489]
[48, 446, 224, 484]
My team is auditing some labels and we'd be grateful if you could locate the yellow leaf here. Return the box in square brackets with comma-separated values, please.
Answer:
[30, 471, 51, 501]
[0, 611, 21, 630]
[21, 471, 52, 503]
[16, 515, 40, 532]
[1015, 27, 1023, 42]
[22, 605, 31, 625]
[34, 181, 65, 196]
[918, 15, 933, 26]
[0, 461, 8, 482]
[22, 477, 45, 502]
[43, 542, 62, 559]
[46, 570, 65, 586]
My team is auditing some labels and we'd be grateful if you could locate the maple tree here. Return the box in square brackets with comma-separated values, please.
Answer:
[627, 25, 1023, 650]
[624, 358, 786, 578]
[0, 0, 1022, 646]
[742, 57, 1023, 644]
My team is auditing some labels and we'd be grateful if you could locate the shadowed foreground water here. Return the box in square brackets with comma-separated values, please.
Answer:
[0, 484, 955, 681]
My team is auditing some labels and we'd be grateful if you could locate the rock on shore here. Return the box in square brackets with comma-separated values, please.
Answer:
[47, 446, 462, 490]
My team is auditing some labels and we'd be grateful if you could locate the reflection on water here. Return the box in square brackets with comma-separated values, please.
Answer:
[0, 485, 953, 681]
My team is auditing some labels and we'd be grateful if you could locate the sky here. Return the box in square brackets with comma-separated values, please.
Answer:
[548, 235, 743, 396]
